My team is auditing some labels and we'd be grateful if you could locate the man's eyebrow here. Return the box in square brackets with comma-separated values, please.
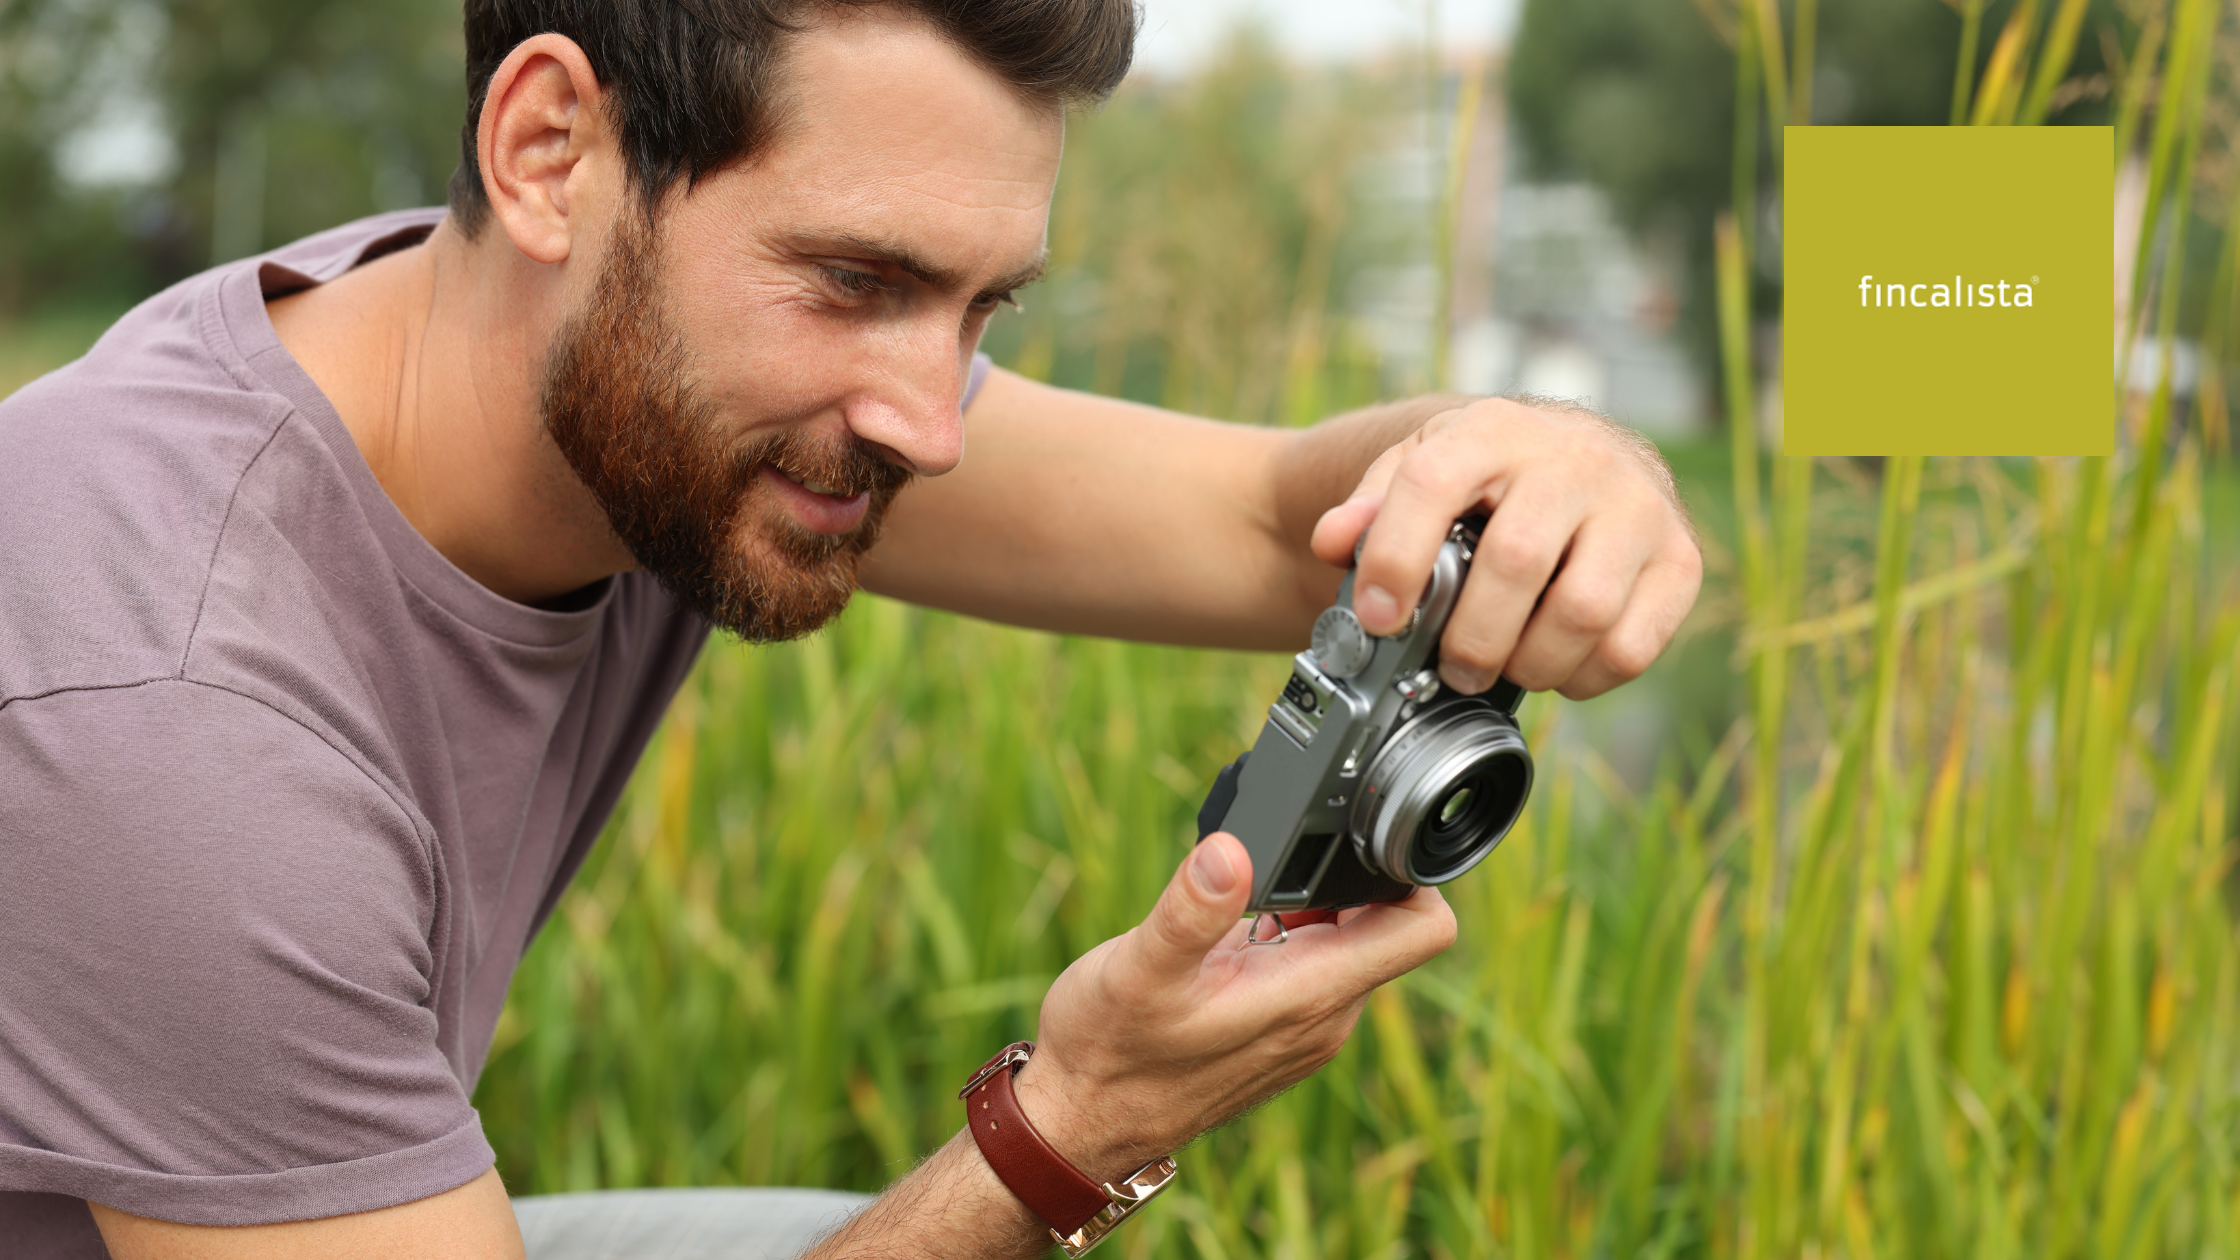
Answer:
[800, 232, 1047, 296]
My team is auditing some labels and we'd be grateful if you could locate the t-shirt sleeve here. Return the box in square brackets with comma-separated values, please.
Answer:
[963, 351, 993, 411]
[0, 681, 493, 1226]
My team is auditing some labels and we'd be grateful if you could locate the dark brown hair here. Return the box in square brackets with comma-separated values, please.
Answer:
[448, 0, 1138, 234]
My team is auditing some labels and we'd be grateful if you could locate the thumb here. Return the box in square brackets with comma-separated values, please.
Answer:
[1126, 833, 1253, 981]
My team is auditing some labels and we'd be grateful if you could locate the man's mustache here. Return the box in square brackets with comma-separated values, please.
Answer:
[730, 429, 914, 507]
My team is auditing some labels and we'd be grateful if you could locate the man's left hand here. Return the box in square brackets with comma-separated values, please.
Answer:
[1309, 397, 1702, 702]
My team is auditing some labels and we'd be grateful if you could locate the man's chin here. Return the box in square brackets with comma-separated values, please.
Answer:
[665, 519, 867, 642]
[689, 567, 859, 642]
[733, 499, 860, 570]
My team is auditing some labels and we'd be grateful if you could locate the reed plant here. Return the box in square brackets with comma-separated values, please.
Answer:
[459, 10, 2240, 1257]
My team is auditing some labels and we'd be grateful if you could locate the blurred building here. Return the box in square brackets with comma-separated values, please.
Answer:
[1348, 57, 1706, 436]
[1461, 179, 1701, 434]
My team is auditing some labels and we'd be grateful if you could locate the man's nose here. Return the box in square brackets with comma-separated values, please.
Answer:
[842, 326, 970, 477]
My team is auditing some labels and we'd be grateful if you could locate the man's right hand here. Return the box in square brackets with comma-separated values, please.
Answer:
[802, 834, 1457, 1259]
[1015, 832, 1460, 1184]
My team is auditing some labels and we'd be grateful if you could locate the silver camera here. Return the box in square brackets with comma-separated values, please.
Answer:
[1196, 518, 1533, 914]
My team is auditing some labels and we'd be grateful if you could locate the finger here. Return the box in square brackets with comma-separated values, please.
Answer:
[1229, 900, 1393, 948]
[1494, 511, 1654, 693]
[1351, 429, 1500, 635]
[1251, 886, 1458, 995]
[1309, 494, 1382, 569]
[1553, 544, 1702, 699]
[1309, 441, 1411, 568]
[1124, 832, 1255, 984]
[1432, 477, 1591, 693]
[1325, 887, 1460, 989]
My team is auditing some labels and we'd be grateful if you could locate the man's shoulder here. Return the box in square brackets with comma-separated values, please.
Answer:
[0, 210, 450, 709]
[0, 267, 293, 707]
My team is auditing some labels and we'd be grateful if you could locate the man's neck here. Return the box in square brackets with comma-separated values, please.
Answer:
[265, 218, 633, 605]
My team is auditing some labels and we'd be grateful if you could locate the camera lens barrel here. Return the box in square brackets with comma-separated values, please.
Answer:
[1351, 699, 1532, 885]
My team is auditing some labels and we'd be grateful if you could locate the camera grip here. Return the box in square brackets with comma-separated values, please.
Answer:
[1195, 754, 1249, 841]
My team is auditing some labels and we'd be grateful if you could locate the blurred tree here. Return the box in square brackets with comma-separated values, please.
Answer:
[0, 0, 462, 320]
[160, 0, 462, 261]
[976, 29, 1398, 426]
[0, 0, 153, 314]
[1507, 0, 2120, 397]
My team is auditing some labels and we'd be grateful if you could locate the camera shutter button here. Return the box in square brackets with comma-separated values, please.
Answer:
[1312, 607, 1375, 677]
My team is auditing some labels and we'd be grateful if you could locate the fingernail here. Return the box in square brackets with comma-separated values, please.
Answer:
[1442, 667, 1487, 695]
[1191, 842, 1237, 896]
[1356, 584, 1399, 631]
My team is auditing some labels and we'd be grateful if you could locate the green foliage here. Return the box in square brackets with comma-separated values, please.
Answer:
[0, 1, 148, 312]
[474, 455, 2240, 1256]
[1508, 0, 2130, 393]
[156, 0, 463, 255]
[2, 5, 2234, 1253]
[1508, 0, 1738, 243]
[976, 31, 1397, 425]
[473, 15, 2240, 1258]
[0, 0, 462, 316]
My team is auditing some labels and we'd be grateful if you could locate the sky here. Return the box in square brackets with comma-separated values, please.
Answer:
[1130, 0, 1521, 77]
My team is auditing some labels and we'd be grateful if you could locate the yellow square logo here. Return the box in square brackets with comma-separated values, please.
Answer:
[1783, 126, 2114, 456]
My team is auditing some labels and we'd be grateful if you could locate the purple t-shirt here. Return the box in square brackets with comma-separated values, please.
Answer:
[0, 208, 914, 1254]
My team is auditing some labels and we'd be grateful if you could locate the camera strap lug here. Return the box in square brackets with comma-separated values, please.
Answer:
[1243, 913, 1288, 947]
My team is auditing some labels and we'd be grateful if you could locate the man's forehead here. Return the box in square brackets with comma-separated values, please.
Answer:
[721, 10, 1061, 293]
[763, 6, 1063, 185]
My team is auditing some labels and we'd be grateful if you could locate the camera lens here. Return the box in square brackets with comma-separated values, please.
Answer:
[1410, 753, 1528, 875]
[1437, 786, 1475, 827]
[1351, 699, 1532, 885]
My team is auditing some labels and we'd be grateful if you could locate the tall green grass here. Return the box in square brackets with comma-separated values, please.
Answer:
[453, 10, 2240, 1256]
[0, 10, 2226, 1254]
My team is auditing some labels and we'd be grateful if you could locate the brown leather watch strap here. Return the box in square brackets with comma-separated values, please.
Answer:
[961, 1041, 1113, 1236]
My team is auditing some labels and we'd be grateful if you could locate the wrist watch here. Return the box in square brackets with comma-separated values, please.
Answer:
[959, 1041, 1179, 1257]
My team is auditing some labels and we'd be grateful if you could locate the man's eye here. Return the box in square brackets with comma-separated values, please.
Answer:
[822, 265, 889, 296]
[971, 291, 1020, 313]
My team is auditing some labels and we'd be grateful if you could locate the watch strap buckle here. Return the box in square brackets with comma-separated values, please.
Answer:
[1049, 1155, 1181, 1258]
[957, 1041, 1034, 1100]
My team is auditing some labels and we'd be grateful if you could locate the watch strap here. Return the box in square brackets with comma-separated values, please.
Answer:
[961, 1041, 1114, 1236]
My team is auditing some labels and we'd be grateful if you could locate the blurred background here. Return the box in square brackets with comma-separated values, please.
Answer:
[0, 0, 2182, 439]
[6, 0, 2240, 1255]
[1, 0, 2142, 434]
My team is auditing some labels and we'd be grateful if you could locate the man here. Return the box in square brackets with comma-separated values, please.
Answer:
[0, 1, 1700, 1256]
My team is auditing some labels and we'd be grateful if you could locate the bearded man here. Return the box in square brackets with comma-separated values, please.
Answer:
[0, 1, 1701, 1257]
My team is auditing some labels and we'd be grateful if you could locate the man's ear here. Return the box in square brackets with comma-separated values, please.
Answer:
[476, 33, 614, 266]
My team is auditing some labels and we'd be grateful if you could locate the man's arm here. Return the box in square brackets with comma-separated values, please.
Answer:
[90, 1169, 524, 1260]
[861, 367, 1702, 700]
[86, 835, 1448, 1260]
[796, 832, 1455, 1259]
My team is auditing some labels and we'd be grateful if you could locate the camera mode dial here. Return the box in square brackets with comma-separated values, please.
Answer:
[1311, 607, 1375, 677]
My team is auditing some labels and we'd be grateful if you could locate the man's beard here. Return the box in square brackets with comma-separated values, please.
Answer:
[540, 215, 913, 641]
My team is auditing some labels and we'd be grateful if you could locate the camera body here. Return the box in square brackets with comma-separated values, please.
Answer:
[1198, 519, 1533, 913]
